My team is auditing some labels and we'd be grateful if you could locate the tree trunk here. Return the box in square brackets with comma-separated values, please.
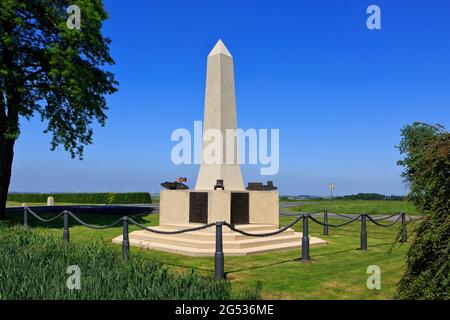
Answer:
[0, 134, 15, 219]
[0, 21, 19, 219]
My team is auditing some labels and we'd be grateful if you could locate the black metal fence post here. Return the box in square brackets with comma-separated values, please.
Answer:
[122, 216, 130, 259]
[360, 213, 367, 250]
[301, 215, 310, 262]
[23, 207, 29, 228]
[401, 212, 407, 243]
[323, 209, 329, 236]
[215, 221, 225, 280]
[63, 211, 70, 242]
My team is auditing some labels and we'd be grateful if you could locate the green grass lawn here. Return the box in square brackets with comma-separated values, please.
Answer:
[288, 199, 419, 216]
[3, 209, 414, 300]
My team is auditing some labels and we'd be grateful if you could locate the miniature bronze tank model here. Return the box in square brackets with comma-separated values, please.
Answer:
[246, 181, 277, 191]
[161, 177, 189, 190]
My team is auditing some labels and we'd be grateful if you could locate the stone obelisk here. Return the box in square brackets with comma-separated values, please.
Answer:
[112, 40, 327, 256]
[195, 40, 245, 191]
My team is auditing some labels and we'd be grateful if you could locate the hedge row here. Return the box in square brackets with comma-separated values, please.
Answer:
[7, 192, 152, 204]
[0, 225, 261, 299]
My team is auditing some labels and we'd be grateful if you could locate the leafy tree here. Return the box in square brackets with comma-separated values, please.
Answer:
[0, 0, 117, 218]
[396, 122, 449, 299]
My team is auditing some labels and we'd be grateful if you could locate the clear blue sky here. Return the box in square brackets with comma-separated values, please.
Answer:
[10, 0, 450, 196]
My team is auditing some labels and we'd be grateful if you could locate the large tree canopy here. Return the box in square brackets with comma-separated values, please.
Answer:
[0, 0, 117, 217]
[396, 122, 449, 299]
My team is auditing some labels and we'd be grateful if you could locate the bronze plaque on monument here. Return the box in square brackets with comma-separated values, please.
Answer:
[189, 192, 208, 224]
[231, 192, 249, 225]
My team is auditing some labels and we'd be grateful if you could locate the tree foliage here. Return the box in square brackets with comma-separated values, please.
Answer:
[1, 0, 117, 156]
[396, 122, 449, 299]
[0, 0, 117, 217]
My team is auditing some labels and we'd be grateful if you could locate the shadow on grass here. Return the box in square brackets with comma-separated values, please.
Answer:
[311, 242, 396, 257]
[159, 261, 215, 274]
[226, 258, 299, 275]
[146, 258, 299, 277]
[226, 242, 399, 275]
[154, 241, 401, 277]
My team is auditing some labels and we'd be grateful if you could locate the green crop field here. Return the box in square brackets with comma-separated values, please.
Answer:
[287, 199, 418, 216]
[0, 224, 260, 300]
[2, 208, 416, 300]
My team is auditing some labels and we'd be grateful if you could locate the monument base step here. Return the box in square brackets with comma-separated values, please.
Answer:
[112, 224, 327, 256]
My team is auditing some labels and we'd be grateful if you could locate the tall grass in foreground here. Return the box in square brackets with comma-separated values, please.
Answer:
[0, 225, 260, 300]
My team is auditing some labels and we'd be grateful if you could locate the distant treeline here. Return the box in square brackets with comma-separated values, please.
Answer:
[337, 193, 405, 200]
[7, 192, 152, 204]
[281, 193, 406, 201]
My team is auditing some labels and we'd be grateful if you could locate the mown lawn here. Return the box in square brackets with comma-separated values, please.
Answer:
[4, 209, 414, 300]
[288, 199, 418, 215]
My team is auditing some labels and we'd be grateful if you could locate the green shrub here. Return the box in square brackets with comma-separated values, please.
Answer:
[396, 122, 449, 300]
[0, 225, 261, 300]
[7, 192, 152, 204]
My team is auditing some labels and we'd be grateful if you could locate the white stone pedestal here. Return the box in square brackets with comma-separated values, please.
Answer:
[111, 189, 327, 256]
[159, 189, 279, 227]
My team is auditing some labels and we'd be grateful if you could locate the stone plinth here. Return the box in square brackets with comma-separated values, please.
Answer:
[111, 189, 328, 256]
[112, 224, 327, 256]
[159, 189, 279, 227]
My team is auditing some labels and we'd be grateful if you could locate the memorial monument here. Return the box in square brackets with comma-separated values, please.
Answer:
[195, 39, 244, 191]
[113, 40, 326, 256]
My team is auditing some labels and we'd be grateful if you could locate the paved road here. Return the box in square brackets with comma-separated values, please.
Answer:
[148, 201, 308, 213]
[7, 202, 417, 221]
[146, 202, 417, 221]
[6, 204, 154, 215]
